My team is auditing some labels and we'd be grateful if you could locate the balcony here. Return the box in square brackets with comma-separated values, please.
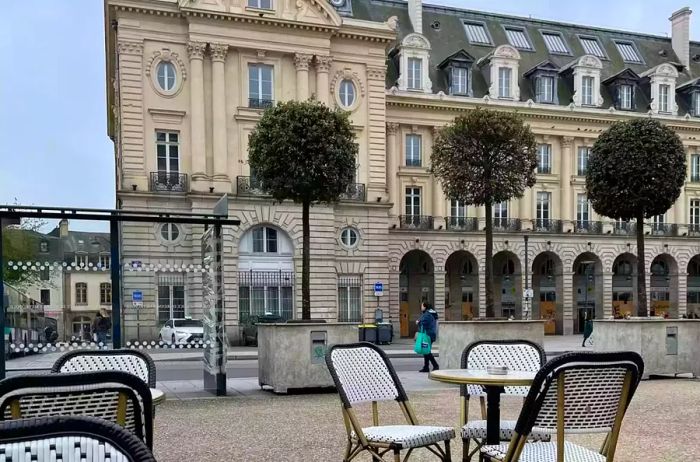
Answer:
[650, 223, 677, 236]
[612, 221, 636, 235]
[688, 224, 700, 237]
[537, 167, 552, 174]
[573, 220, 603, 234]
[340, 183, 366, 202]
[248, 98, 274, 109]
[149, 172, 188, 192]
[691, 174, 700, 183]
[399, 215, 434, 230]
[236, 176, 266, 196]
[533, 218, 563, 233]
[493, 218, 521, 232]
[445, 216, 478, 231]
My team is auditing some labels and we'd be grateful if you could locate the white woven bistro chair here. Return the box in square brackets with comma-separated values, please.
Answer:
[460, 340, 549, 462]
[52, 349, 157, 388]
[326, 342, 455, 462]
[479, 351, 644, 462]
[0, 416, 156, 462]
[0, 371, 154, 450]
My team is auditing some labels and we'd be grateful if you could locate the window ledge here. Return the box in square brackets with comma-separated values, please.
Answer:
[245, 6, 274, 14]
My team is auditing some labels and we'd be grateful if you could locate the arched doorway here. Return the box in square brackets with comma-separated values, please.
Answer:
[399, 250, 434, 338]
[572, 253, 603, 334]
[445, 251, 478, 321]
[612, 253, 637, 317]
[687, 256, 700, 318]
[650, 254, 678, 317]
[494, 251, 522, 319]
[532, 252, 563, 334]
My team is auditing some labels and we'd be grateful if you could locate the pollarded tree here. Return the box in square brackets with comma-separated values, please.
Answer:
[587, 118, 685, 317]
[248, 100, 357, 320]
[431, 108, 537, 318]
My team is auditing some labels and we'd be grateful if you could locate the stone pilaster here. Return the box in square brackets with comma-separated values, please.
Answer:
[561, 136, 574, 231]
[294, 53, 313, 100]
[315, 55, 332, 105]
[386, 123, 399, 215]
[434, 270, 446, 324]
[116, 41, 146, 191]
[210, 43, 230, 188]
[187, 41, 207, 187]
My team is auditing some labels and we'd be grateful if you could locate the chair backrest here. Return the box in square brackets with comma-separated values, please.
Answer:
[0, 416, 156, 462]
[326, 342, 408, 407]
[0, 371, 154, 449]
[52, 349, 156, 388]
[461, 340, 545, 397]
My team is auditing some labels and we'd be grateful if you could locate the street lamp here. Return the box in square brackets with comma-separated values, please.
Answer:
[523, 235, 530, 320]
[580, 260, 596, 322]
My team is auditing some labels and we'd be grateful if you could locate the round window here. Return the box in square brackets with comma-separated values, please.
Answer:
[340, 227, 359, 248]
[339, 79, 356, 108]
[160, 223, 180, 242]
[156, 61, 176, 92]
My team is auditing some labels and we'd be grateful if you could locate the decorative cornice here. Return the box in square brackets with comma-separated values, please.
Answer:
[315, 55, 333, 72]
[561, 136, 575, 147]
[181, 10, 338, 34]
[209, 43, 229, 62]
[187, 41, 207, 60]
[294, 53, 314, 71]
[117, 41, 143, 56]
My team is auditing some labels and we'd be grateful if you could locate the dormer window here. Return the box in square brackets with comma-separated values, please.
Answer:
[675, 77, 700, 117]
[659, 84, 670, 113]
[504, 26, 533, 51]
[397, 33, 432, 93]
[525, 61, 559, 104]
[498, 67, 512, 98]
[452, 68, 469, 95]
[407, 58, 422, 90]
[602, 68, 639, 111]
[641, 63, 678, 115]
[619, 84, 633, 109]
[566, 55, 603, 108]
[438, 49, 475, 97]
[479, 45, 521, 101]
[582, 76, 594, 105]
[536, 76, 554, 103]
[693, 91, 700, 117]
[614, 40, 643, 64]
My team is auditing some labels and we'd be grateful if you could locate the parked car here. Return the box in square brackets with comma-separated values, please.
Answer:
[240, 312, 282, 346]
[158, 318, 204, 344]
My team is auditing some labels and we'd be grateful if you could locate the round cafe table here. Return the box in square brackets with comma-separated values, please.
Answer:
[429, 369, 535, 445]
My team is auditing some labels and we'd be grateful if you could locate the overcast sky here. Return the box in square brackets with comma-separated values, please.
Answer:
[0, 1, 698, 231]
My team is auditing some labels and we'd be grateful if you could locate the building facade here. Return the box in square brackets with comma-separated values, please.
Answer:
[105, 0, 700, 342]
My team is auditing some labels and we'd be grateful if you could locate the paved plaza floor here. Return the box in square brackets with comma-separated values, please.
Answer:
[152, 377, 700, 461]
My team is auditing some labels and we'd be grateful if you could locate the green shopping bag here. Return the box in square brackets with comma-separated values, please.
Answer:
[414, 327, 432, 355]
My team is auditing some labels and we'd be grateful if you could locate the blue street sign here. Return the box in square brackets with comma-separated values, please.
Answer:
[132, 290, 143, 308]
[374, 282, 383, 297]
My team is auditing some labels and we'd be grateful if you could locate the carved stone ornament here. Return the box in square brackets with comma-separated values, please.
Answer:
[145, 49, 188, 80]
[210, 43, 229, 62]
[493, 44, 520, 60]
[257, 50, 266, 59]
[390, 86, 399, 95]
[294, 53, 314, 71]
[330, 69, 366, 97]
[315, 55, 333, 72]
[387, 16, 399, 31]
[655, 63, 678, 77]
[561, 136, 575, 148]
[117, 41, 143, 55]
[386, 122, 399, 135]
[367, 66, 386, 81]
[187, 41, 207, 60]
[401, 33, 431, 50]
[578, 54, 603, 69]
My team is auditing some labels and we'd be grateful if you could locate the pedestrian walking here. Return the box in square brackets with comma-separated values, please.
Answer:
[416, 302, 439, 372]
[93, 311, 111, 345]
[581, 312, 593, 347]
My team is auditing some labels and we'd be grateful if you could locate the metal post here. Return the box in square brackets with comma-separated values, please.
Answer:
[524, 235, 530, 320]
[110, 218, 122, 349]
[0, 223, 5, 379]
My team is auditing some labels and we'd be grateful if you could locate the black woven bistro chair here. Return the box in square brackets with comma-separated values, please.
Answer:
[460, 340, 550, 462]
[479, 351, 644, 462]
[326, 342, 455, 462]
[52, 349, 157, 388]
[0, 371, 154, 449]
[0, 416, 156, 462]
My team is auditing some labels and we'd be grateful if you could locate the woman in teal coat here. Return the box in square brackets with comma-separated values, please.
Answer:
[417, 302, 439, 372]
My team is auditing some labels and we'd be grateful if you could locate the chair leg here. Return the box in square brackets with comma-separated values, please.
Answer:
[444, 440, 452, 462]
[463, 439, 470, 462]
[394, 448, 401, 462]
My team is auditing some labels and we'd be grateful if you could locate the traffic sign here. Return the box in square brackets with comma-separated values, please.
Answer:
[132, 290, 143, 308]
[374, 282, 383, 297]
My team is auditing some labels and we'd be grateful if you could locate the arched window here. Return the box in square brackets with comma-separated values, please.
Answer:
[614, 260, 633, 276]
[502, 259, 515, 275]
[651, 260, 669, 276]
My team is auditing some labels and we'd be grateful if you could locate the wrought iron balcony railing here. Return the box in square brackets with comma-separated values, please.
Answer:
[340, 183, 366, 202]
[650, 223, 677, 236]
[537, 166, 552, 174]
[248, 98, 274, 109]
[445, 216, 478, 231]
[236, 176, 266, 196]
[688, 224, 700, 237]
[533, 218, 563, 233]
[691, 174, 700, 183]
[493, 218, 521, 232]
[612, 221, 636, 235]
[573, 220, 603, 234]
[399, 215, 434, 230]
[149, 172, 188, 192]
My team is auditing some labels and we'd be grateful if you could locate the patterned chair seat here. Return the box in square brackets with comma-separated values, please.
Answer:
[482, 441, 606, 462]
[353, 425, 456, 449]
[461, 420, 551, 442]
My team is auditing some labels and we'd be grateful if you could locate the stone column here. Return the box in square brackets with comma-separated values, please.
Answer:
[561, 136, 574, 230]
[676, 187, 687, 234]
[210, 44, 229, 187]
[434, 270, 446, 324]
[188, 41, 207, 186]
[677, 271, 688, 317]
[315, 56, 332, 105]
[294, 53, 313, 101]
[386, 123, 399, 216]
[431, 126, 446, 219]
[561, 270, 574, 335]
[602, 271, 614, 318]
[520, 190, 533, 230]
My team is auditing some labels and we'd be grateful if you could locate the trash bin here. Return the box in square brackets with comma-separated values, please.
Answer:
[358, 324, 378, 344]
[376, 322, 393, 345]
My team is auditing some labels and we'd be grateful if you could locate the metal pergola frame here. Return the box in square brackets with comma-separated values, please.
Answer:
[0, 200, 240, 378]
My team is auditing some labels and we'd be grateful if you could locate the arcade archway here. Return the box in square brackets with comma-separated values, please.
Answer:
[444, 251, 478, 321]
[399, 250, 434, 337]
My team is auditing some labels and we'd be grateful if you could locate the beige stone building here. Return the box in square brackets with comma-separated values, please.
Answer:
[105, 0, 700, 342]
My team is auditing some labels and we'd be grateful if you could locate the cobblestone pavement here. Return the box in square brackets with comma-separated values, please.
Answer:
[153, 378, 699, 461]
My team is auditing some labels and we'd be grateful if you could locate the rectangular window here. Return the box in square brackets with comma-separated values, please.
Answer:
[407, 58, 422, 90]
[694, 92, 700, 117]
[498, 67, 512, 98]
[619, 84, 633, 110]
[238, 272, 294, 321]
[156, 131, 179, 175]
[451, 67, 469, 95]
[690, 199, 700, 228]
[691, 154, 700, 182]
[405, 187, 421, 217]
[576, 194, 590, 224]
[658, 84, 670, 113]
[247, 0, 272, 9]
[652, 214, 665, 226]
[581, 76, 594, 106]
[615, 41, 642, 63]
[75, 283, 87, 305]
[100, 283, 112, 305]
[40, 268, 50, 281]
[536, 192, 551, 221]
[40, 241, 48, 253]
[450, 199, 467, 218]
[405, 134, 422, 167]
[494, 201, 508, 227]
[579, 36, 605, 58]
[536, 76, 554, 103]
[338, 275, 362, 323]
[504, 27, 532, 50]
[252, 227, 278, 253]
[248, 64, 273, 108]
[537, 144, 552, 174]
[542, 31, 569, 54]
[40, 289, 50, 306]
[158, 274, 186, 324]
[99, 255, 110, 270]
[76, 254, 88, 267]
[464, 22, 491, 44]
[577, 147, 591, 176]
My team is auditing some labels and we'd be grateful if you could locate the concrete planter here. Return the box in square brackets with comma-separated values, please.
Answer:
[440, 320, 545, 369]
[257, 322, 358, 393]
[593, 319, 700, 379]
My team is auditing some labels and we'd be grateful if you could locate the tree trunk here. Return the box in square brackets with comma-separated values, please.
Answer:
[636, 213, 647, 317]
[302, 200, 311, 320]
[485, 201, 495, 318]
